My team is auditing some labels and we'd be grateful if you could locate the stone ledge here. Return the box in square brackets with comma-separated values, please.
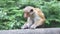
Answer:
[0, 28, 60, 34]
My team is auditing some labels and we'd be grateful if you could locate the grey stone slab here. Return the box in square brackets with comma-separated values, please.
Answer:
[0, 28, 60, 34]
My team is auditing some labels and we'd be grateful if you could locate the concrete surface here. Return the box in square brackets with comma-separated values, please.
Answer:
[0, 28, 60, 34]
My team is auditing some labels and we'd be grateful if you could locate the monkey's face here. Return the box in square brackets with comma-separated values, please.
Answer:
[24, 9, 34, 18]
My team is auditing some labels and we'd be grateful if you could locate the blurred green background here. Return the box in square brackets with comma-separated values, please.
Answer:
[0, 0, 60, 30]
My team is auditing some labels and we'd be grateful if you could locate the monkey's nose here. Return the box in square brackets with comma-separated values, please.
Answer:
[24, 16, 28, 18]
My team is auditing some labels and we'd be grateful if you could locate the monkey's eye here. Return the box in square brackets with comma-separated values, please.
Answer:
[30, 9, 33, 12]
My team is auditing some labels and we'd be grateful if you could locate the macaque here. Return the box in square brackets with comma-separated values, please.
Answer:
[21, 6, 45, 29]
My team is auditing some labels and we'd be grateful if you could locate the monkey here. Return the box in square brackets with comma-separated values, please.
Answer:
[21, 6, 45, 29]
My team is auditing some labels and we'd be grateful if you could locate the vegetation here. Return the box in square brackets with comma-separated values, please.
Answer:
[0, 0, 60, 30]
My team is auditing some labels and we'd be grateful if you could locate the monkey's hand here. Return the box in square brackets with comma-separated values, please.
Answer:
[21, 25, 28, 29]
[21, 23, 29, 29]
[21, 22, 33, 29]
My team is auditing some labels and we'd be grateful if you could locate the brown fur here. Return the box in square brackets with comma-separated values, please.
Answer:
[21, 6, 45, 29]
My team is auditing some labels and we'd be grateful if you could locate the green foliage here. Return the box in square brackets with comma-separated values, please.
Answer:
[0, 0, 60, 30]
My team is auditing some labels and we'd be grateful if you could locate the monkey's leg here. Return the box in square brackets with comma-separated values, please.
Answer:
[30, 19, 44, 29]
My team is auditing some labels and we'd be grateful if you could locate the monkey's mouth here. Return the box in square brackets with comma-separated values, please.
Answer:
[24, 15, 30, 18]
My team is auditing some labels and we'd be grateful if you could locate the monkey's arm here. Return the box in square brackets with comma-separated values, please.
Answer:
[21, 17, 33, 29]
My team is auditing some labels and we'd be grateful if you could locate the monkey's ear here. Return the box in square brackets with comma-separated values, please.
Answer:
[30, 9, 33, 12]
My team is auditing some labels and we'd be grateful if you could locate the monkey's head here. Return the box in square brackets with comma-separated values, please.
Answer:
[23, 6, 35, 18]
